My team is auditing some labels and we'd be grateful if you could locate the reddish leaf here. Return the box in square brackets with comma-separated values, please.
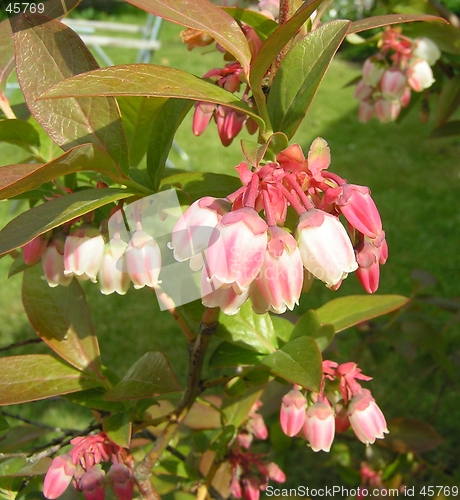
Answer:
[14, 14, 128, 174]
[349, 14, 446, 34]
[0, 19, 14, 90]
[126, 0, 251, 74]
[0, 144, 125, 201]
[381, 418, 444, 454]
[0, 354, 103, 405]
[38, 64, 264, 128]
[22, 265, 104, 378]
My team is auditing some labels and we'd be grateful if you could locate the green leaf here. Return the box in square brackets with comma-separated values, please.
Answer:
[209, 341, 265, 368]
[222, 386, 263, 428]
[104, 352, 181, 401]
[429, 120, 460, 138]
[103, 412, 132, 448]
[241, 132, 289, 166]
[0, 187, 134, 257]
[0, 144, 126, 201]
[22, 265, 103, 377]
[435, 76, 460, 128]
[249, 0, 324, 108]
[267, 20, 350, 139]
[382, 418, 443, 454]
[261, 336, 322, 391]
[217, 301, 278, 354]
[14, 15, 128, 174]
[270, 315, 294, 343]
[0, 120, 40, 152]
[117, 96, 167, 168]
[0, 19, 14, 90]
[0, 425, 50, 453]
[147, 99, 193, 190]
[160, 171, 242, 201]
[0, 457, 51, 477]
[64, 388, 127, 413]
[348, 14, 446, 34]
[289, 310, 335, 352]
[39, 64, 264, 129]
[315, 295, 409, 333]
[222, 7, 278, 41]
[0, 354, 103, 405]
[126, 0, 252, 75]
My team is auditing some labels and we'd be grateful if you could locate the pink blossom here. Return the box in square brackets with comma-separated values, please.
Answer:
[347, 390, 389, 445]
[241, 476, 261, 500]
[256, 226, 303, 314]
[380, 67, 407, 101]
[412, 37, 440, 66]
[43, 454, 76, 499]
[374, 97, 401, 123]
[192, 102, 215, 136]
[98, 239, 130, 295]
[107, 464, 134, 500]
[201, 279, 250, 315]
[407, 59, 435, 92]
[303, 400, 335, 452]
[296, 209, 358, 287]
[41, 235, 73, 288]
[64, 225, 105, 283]
[23, 233, 50, 265]
[354, 79, 374, 101]
[362, 57, 386, 87]
[358, 100, 374, 123]
[124, 230, 161, 289]
[280, 388, 307, 437]
[215, 105, 247, 146]
[77, 467, 106, 500]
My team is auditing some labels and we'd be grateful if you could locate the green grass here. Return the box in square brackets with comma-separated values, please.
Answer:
[0, 11, 459, 493]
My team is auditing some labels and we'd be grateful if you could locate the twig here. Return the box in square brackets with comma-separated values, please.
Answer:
[0, 338, 42, 353]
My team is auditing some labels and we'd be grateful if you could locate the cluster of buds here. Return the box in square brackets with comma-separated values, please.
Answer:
[23, 201, 162, 295]
[43, 432, 133, 500]
[237, 401, 269, 449]
[357, 463, 389, 499]
[355, 28, 441, 123]
[169, 138, 387, 316]
[280, 361, 388, 452]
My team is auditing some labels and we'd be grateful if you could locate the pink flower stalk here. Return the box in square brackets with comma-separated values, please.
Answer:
[347, 390, 389, 445]
[77, 467, 106, 500]
[303, 400, 335, 452]
[205, 207, 268, 293]
[124, 230, 161, 289]
[106, 464, 134, 500]
[336, 362, 372, 403]
[23, 233, 50, 265]
[280, 387, 307, 437]
[169, 197, 230, 271]
[337, 184, 382, 239]
[43, 454, 76, 499]
[42, 235, 73, 288]
[380, 67, 407, 101]
[374, 97, 401, 123]
[98, 239, 130, 295]
[362, 57, 386, 87]
[64, 225, 105, 283]
[296, 209, 358, 287]
[256, 226, 303, 314]
[407, 59, 435, 92]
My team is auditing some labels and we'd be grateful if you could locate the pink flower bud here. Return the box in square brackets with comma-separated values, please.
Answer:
[354, 79, 374, 101]
[266, 463, 286, 483]
[303, 401, 335, 452]
[107, 464, 133, 500]
[241, 476, 261, 500]
[362, 57, 386, 87]
[280, 388, 307, 437]
[43, 454, 76, 499]
[296, 209, 358, 288]
[98, 239, 130, 295]
[192, 102, 215, 136]
[41, 235, 73, 288]
[256, 227, 303, 314]
[248, 413, 268, 441]
[124, 230, 161, 289]
[64, 225, 105, 283]
[237, 432, 254, 449]
[337, 184, 382, 239]
[347, 390, 389, 445]
[334, 403, 351, 433]
[215, 106, 246, 146]
[23, 233, 50, 265]
[358, 100, 374, 123]
[374, 98, 401, 123]
[407, 59, 435, 92]
[78, 467, 106, 500]
[229, 476, 243, 498]
[380, 67, 407, 101]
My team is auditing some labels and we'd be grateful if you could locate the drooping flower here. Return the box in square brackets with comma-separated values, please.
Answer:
[280, 387, 307, 437]
[303, 400, 335, 452]
[124, 230, 161, 289]
[42, 234, 73, 288]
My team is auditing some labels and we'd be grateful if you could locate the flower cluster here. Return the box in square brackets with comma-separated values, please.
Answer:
[170, 138, 387, 315]
[43, 432, 133, 500]
[23, 203, 162, 295]
[355, 28, 441, 123]
[280, 362, 388, 452]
